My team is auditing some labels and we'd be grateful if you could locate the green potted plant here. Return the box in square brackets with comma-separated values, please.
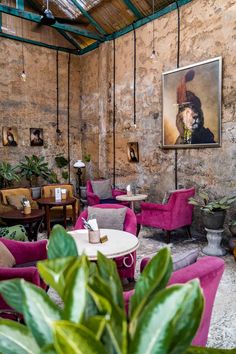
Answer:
[19, 155, 57, 198]
[0, 162, 20, 189]
[189, 191, 236, 229]
[55, 155, 69, 182]
[0, 225, 232, 354]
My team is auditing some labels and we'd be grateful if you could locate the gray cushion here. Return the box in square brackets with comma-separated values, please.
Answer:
[172, 248, 199, 272]
[87, 206, 127, 230]
[91, 180, 112, 199]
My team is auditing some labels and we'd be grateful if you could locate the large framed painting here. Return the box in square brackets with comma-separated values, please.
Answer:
[162, 57, 222, 148]
[2, 127, 18, 146]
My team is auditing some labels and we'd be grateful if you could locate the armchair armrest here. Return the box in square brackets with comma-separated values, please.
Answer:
[0, 267, 42, 287]
[0, 239, 47, 265]
[87, 192, 100, 206]
[112, 189, 126, 198]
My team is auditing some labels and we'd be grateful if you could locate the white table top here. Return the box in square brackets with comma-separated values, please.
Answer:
[116, 194, 148, 202]
[69, 228, 139, 260]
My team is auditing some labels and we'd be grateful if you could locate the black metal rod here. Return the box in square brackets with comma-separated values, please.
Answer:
[133, 25, 136, 126]
[174, 0, 180, 189]
[67, 53, 71, 183]
[56, 50, 59, 133]
[112, 39, 116, 187]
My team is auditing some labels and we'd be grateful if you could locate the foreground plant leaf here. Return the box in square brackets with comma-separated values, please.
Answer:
[185, 347, 236, 353]
[39, 344, 58, 354]
[0, 319, 40, 354]
[97, 252, 124, 309]
[129, 281, 203, 354]
[38, 257, 76, 298]
[47, 225, 78, 259]
[0, 279, 25, 314]
[63, 255, 89, 323]
[54, 321, 109, 354]
[21, 281, 62, 347]
[130, 247, 172, 322]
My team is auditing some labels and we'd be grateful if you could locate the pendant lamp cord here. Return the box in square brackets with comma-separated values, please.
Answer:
[175, 0, 180, 189]
[112, 39, 116, 187]
[56, 50, 59, 136]
[133, 24, 136, 126]
[21, 19, 24, 72]
[67, 53, 71, 183]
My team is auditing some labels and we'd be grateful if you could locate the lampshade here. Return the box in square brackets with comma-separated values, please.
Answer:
[73, 160, 85, 168]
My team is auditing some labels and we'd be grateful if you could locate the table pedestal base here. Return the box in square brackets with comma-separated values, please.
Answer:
[203, 228, 226, 256]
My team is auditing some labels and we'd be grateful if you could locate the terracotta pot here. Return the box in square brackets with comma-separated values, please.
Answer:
[201, 209, 226, 230]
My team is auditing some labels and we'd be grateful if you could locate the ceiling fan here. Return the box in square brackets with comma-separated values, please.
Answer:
[40, 0, 56, 25]
[39, 0, 85, 26]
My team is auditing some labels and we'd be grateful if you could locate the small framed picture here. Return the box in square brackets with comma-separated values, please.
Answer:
[127, 142, 139, 163]
[2, 127, 18, 146]
[30, 128, 44, 146]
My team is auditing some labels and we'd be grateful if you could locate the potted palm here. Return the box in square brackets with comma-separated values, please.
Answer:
[19, 155, 58, 198]
[189, 191, 236, 229]
[0, 161, 20, 189]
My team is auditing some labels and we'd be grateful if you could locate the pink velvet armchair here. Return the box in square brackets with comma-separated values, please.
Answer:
[136, 187, 195, 242]
[0, 238, 48, 319]
[124, 255, 224, 347]
[74, 204, 137, 280]
[86, 180, 127, 206]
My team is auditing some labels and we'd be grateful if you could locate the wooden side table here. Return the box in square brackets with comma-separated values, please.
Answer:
[37, 197, 77, 237]
[0, 209, 45, 241]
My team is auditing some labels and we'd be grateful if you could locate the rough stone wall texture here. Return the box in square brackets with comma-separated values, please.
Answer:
[79, 0, 236, 228]
[0, 34, 80, 188]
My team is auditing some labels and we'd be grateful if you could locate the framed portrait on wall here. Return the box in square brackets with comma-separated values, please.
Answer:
[162, 57, 222, 148]
[30, 128, 44, 146]
[127, 142, 139, 163]
[2, 127, 18, 146]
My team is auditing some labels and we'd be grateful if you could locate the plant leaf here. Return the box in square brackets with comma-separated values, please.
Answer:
[37, 257, 76, 298]
[184, 347, 236, 353]
[129, 247, 172, 324]
[97, 252, 124, 309]
[83, 316, 107, 340]
[47, 225, 78, 259]
[129, 281, 203, 354]
[0, 279, 25, 314]
[63, 256, 89, 323]
[39, 344, 58, 354]
[0, 319, 40, 354]
[21, 281, 62, 347]
[54, 321, 109, 354]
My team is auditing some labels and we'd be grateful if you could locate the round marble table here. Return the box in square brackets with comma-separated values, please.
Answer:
[116, 194, 148, 211]
[69, 228, 139, 263]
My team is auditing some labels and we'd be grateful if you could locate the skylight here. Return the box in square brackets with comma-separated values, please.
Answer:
[52, 0, 102, 19]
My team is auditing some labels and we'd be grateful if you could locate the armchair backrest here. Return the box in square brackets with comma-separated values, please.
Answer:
[0, 188, 33, 205]
[42, 184, 74, 198]
[167, 188, 195, 227]
[74, 204, 137, 235]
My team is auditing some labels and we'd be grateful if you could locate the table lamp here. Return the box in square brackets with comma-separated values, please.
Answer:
[73, 160, 85, 197]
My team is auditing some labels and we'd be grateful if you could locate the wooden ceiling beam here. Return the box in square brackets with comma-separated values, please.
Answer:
[70, 0, 107, 35]
[122, 0, 143, 19]
[0, 4, 104, 41]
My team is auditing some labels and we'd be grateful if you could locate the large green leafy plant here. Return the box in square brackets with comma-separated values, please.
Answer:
[189, 191, 236, 212]
[19, 155, 58, 187]
[0, 161, 20, 189]
[0, 225, 234, 354]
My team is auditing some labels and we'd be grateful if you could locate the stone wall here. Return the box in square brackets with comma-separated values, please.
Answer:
[0, 31, 81, 188]
[79, 0, 236, 224]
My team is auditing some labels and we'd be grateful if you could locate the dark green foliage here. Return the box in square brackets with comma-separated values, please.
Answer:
[0, 161, 20, 188]
[55, 156, 69, 169]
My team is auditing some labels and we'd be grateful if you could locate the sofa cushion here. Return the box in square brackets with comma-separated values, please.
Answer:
[172, 248, 199, 272]
[87, 206, 127, 230]
[6, 195, 26, 210]
[0, 242, 16, 267]
[0, 225, 28, 241]
[91, 180, 112, 199]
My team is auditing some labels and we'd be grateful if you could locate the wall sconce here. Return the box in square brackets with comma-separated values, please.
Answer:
[73, 160, 85, 197]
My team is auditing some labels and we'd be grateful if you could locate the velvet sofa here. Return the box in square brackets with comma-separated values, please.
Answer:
[123, 256, 224, 347]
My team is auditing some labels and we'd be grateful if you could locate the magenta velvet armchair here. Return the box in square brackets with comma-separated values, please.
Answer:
[136, 187, 195, 242]
[0, 238, 48, 318]
[123, 255, 224, 347]
[86, 180, 127, 206]
[74, 204, 137, 280]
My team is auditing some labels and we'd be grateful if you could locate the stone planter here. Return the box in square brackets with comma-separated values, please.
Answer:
[31, 186, 41, 199]
[201, 209, 226, 230]
[229, 223, 236, 236]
